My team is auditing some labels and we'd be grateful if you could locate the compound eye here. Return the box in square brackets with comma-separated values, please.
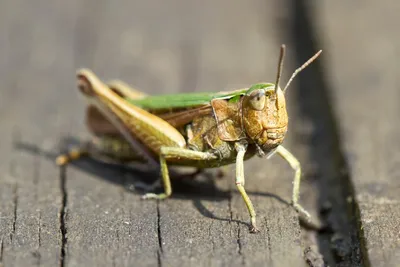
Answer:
[248, 89, 265, 111]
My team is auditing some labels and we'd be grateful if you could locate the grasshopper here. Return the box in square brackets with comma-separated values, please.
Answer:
[57, 45, 321, 233]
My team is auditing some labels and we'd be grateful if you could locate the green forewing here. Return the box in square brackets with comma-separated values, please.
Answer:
[125, 83, 276, 110]
[125, 88, 251, 110]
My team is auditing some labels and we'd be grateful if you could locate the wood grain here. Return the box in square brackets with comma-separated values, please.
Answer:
[315, 0, 400, 266]
[1, 0, 391, 266]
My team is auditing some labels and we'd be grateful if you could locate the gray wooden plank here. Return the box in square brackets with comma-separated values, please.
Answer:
[315, 1, 400, 266]
[149, 1, 308, 266]
[284, 2, 366, 266]
[0, 0, 16, 264]
[65, 1, 160, 266]
[0, 0, 365, 266]
[66, 0, 312, 266]
[0, 0, 79, 266]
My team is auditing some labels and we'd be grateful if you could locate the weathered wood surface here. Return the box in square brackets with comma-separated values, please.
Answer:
[0, 0, 397, 266]
[315, 1, 400, 267]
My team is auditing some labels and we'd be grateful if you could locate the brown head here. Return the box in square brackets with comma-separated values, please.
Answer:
[241, 45, 322, 155]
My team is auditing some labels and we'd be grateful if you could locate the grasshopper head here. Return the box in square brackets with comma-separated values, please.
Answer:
[242, 83, 288, 152]
[242, 45, 322, 155]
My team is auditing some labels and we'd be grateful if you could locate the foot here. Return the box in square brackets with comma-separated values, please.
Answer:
[292, 202, 311, 220]
[249, 225, 260, 233]
[249, 217, 260, 233]
[141, 193, 169, 200]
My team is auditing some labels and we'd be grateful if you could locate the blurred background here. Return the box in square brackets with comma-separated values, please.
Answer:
[0, 0, 399, 267]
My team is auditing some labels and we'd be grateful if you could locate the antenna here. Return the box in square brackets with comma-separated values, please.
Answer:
[274, 44, 286, 94]
[283, 50, 322, 93]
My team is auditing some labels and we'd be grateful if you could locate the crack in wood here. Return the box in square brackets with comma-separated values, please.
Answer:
[0, 238, 3, 263]
[36, 211, 42, 267]
[156, 201, 163, 267]
[236, 222, 242, 257]
[9, 130, 19, 244]
[288, 1, 366, 266]
[38, 210, 42, 248]
[59, 167, 67, 267]
[264, 217, 272, 262]
[10, 183, 18, 242]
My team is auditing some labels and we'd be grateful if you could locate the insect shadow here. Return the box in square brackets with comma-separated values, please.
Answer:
[15, 136, 290, 228]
